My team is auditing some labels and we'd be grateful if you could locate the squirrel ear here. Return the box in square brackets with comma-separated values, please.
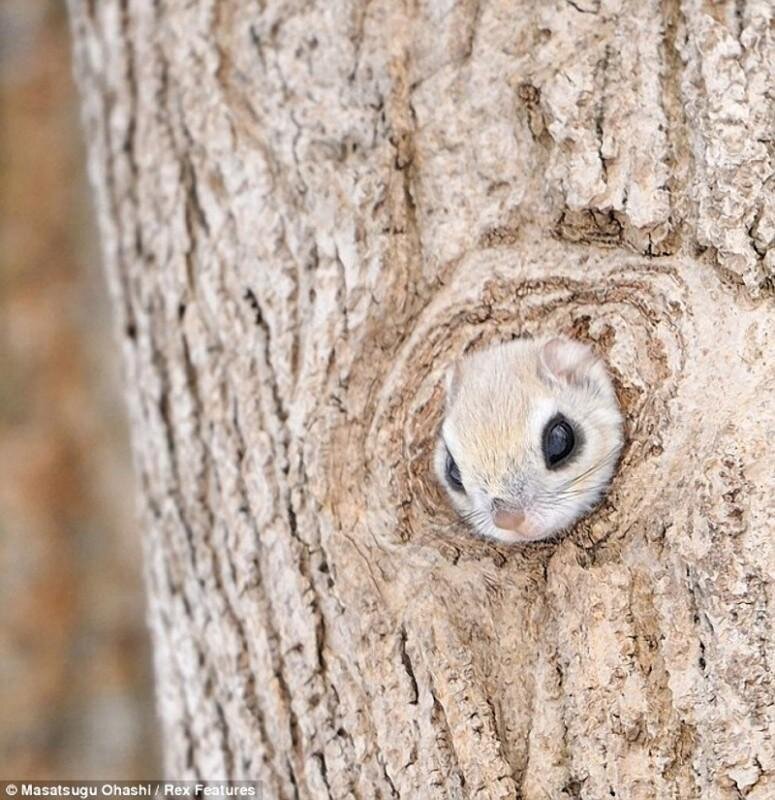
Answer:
[539, 337, 598, 385]
[445, 362, 462, 404]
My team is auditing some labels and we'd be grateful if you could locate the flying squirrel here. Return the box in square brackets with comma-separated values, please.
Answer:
[434, 336, 623, 544]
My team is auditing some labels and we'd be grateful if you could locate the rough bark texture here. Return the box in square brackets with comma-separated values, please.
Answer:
[69, 1, 773, 798]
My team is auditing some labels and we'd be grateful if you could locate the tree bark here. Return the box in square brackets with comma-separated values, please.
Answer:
[68, 1, 773, 797]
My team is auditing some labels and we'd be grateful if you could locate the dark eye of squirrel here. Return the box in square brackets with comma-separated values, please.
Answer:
[445, 448, 465, 492]
[543, 414, 576, 469]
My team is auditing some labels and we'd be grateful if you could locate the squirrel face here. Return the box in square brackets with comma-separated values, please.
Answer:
[434, 336, 623, 544]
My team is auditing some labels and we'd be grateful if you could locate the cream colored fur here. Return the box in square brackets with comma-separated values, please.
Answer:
[435, 337, 623, 543]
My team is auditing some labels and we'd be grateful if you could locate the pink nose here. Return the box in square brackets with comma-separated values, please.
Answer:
[492, 508, 526, 532]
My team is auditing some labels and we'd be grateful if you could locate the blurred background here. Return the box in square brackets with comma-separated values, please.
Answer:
[0, 0, 159, 777]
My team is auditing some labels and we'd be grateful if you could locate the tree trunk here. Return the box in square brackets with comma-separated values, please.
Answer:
[68, 1, 773, 797]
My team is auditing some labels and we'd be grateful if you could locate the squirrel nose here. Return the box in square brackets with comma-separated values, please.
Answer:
[492, 502, 526, 532]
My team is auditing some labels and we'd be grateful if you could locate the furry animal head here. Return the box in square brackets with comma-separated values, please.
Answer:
[435, 336, 623, 543]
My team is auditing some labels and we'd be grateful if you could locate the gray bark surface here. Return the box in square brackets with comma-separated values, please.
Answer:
[69, 1, 773, 797]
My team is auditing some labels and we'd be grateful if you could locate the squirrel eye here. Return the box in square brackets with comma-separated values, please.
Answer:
[445, 448, 465, 493]
[543, 414, 576, 469]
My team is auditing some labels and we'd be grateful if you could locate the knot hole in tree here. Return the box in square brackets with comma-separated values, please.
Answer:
[336, 250, 689, 561]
